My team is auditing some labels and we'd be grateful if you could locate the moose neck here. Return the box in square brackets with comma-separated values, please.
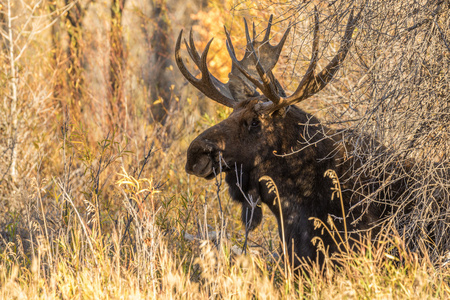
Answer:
[225, 106, 350, 222]
[222, 106, 352, 263]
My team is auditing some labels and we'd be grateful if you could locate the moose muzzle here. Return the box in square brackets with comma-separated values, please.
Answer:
[185, 139, 216, 178]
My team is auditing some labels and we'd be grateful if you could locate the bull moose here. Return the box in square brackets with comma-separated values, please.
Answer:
[175, 9, 384, 267]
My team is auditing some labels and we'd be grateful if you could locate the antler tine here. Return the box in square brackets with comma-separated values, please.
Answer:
[224, 26, 235, 55]
[175, 29, 236, 107]
[262, 15, 273, 43]
[243, 18, 252, 45]
[279, 7, 320, 106]
[304, 8, 320, 81]
[274, 24, 291, 57]
[313, 8, 358, 86]
[200, 38, 214, 71]
[184, 29, 201, 68]
[175, 31, 200, 84]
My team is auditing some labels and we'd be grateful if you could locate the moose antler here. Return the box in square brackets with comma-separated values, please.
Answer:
[175, 8, 361, 113]
[225, 15, 291, 103]
[175, 29, 237, 107]
[250, 8, 360, 114]
[175, 15, 289, 106]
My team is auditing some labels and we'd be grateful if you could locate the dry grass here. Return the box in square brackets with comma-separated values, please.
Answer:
[1, 159, 449, 299]
[1, 169, 449, 299]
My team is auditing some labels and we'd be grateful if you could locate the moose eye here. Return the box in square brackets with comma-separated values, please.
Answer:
[250, 119, 260, 127]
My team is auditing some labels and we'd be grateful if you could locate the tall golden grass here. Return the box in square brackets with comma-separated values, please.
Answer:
[1, 162, 449, 299]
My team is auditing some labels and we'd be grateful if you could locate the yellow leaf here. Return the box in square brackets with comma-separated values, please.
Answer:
[384, 253, 399, 261]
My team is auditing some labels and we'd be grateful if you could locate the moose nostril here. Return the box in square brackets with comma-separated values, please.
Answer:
[185, 139, 217, 177]
[185, 153, 213, 177]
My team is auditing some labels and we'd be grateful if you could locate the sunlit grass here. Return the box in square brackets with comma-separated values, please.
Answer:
[1, 146, 449, 299]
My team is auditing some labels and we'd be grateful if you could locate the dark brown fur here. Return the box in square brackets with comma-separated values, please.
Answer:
[177, 11, 380, 267]
[186, 99, 383, 267]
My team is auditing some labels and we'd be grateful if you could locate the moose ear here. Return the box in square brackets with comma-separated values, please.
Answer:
[256, 101, 290, 118]
[272, 106, 290, 118]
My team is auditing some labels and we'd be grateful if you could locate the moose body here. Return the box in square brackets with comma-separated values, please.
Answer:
[186, 99, 381, 265]
[176, 10, 382, 266]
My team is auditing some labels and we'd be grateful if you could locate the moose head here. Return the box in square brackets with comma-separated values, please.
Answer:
[175, 9, 378, 267]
